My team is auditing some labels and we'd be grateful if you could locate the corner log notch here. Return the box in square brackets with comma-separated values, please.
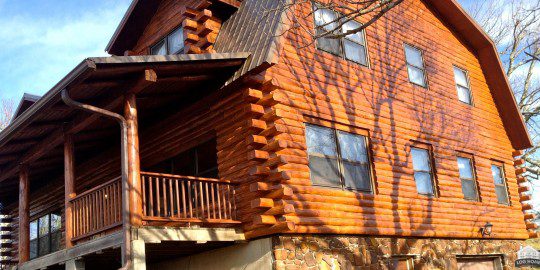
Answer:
[513, 150, 538, 238]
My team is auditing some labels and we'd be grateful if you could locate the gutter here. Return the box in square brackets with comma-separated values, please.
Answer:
[61, 90, 132, 270]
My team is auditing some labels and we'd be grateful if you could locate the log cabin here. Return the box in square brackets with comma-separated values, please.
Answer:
[0, 0, 535, 269]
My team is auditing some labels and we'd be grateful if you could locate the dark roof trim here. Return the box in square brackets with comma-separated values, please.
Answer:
[0, 53, 250, 151]
[13, 93, 42, 119]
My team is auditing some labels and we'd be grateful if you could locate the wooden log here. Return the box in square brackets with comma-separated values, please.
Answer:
[513, 150, 524, 158]
[253, 215, 277, 226]
[251, 198, 274, 209]
[18, 165, 30, 264]
[125, 93, 143, 226]
[64, 132, 76, 248]
[245, 222, 296, 239]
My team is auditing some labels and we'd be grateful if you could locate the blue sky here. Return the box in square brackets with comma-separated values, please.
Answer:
[0, 0, 131, 100]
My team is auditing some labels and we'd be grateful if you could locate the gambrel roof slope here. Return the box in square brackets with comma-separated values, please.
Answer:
[106, 0, 532, 150]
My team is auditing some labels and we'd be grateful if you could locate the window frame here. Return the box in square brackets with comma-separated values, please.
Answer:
[403, 43, 428, 88]
[305, 123, 375, 193]
[453, 65, 474, 106]
[150, 26, 185, 55]
[491, 161, 510, 205]
[29, 211, 62, 260]
[312, 3, 371, 67]
[410, 143, 438, 197]
[390, 256, 416, 270]
[456, 255, 504, 270]
[456, 153, 480, 201]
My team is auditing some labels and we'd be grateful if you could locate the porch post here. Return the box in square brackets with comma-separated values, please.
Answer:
[124, 93, 142, 227]
[18, 165, 30, 264]
[64, 131, 76, 248]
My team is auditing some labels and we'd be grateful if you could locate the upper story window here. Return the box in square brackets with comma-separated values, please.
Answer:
[313, 5, 369, 66]
[30, 211, 61, 259]
[457, 156, 479, 201]
[305, 124, 373, 192]
[150, 27, 184, 55]
[411, 146, 436, 196]
[404, 44, 427, 87]
[491, 163, 510, 205]
[453, 66, 473, 105]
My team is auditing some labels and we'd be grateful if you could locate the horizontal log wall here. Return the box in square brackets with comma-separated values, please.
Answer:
[250, 0, 530, 239]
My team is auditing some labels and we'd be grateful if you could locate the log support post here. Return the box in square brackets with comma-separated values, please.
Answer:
[125, 93, 142, 227]
[65, 258, 85, 270]
[131, 239, 146, 270]
[64, 131, 76, 248]
[18, 165, 30, 264]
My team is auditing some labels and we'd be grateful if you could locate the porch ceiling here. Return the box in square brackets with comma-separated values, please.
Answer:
[0, 53, 250, 206]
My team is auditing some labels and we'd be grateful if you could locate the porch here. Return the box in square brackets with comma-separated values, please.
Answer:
[0, 53, 251, 270]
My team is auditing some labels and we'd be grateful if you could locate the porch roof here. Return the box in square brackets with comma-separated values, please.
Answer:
[0, 53, 250, 205]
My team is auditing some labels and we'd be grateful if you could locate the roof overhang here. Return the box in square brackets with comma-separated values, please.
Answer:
[0, 53, 250, 203]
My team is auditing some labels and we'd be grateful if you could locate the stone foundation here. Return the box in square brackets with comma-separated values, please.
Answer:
[272, 235, 526, 270]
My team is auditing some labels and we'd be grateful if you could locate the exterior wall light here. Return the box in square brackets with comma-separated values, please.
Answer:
[480, 222, 493, 237]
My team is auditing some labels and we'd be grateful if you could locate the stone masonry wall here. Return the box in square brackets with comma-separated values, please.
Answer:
[272, 235, 526, 270]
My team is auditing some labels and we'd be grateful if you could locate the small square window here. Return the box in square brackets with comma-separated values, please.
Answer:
[151, 40, 167, 55]
[454, 66, 473, 105]
[150, 27, 185, 55]
[404, 45, 427, 87]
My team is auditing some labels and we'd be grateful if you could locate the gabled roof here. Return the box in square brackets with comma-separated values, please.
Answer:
[108, 0, 532, 149]
[13, 93, 41, 119]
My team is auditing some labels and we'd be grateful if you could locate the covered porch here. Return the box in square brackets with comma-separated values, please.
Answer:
[0, 53, 250, 269]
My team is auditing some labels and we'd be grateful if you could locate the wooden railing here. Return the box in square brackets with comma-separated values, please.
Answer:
[141, 172, 239, 224]
[71, 177, 122, 241]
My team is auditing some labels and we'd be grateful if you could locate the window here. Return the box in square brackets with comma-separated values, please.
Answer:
[390, 256, 415, 270]
[411, 147, 436, 196]
[404, 44, 427, 87]
[313, 5, 369, 65]
[305, 124, 373, 192]
[457, 156, 479, 201]
[491, 164, 509, 205]
[30, 212, 61, 259]
[454, 66, 473, 105]
[150, 27, 184, 55]
[457, 256, 503, 270]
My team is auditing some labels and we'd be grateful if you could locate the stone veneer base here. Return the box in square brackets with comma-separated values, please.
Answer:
[272, 235, 526, 270]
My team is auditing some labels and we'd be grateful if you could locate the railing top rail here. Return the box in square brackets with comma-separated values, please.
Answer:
[70, 176, 121, 202]
[140, 171, 234, 184]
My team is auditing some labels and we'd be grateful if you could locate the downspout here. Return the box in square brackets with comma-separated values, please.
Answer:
[61, 89, 132, 270]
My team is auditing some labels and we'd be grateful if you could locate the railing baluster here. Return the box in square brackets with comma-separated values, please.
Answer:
[169, 178, 174, 217]
[142, 176, 146, 217]
[216, 183, 222, 219]
[156, 177, 161, 217]
[175, 179, 181, 219]
[162, 178, 168, 217]
[149, 177, 154, 217]
[187, 180, 193, 219]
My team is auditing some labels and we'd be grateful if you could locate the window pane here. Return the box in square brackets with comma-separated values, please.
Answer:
[343, 40, 368, 65]
[151, 40, 167, 55]
[393, 258, 414, 270]
[411, 148, 430, 171]
[342, 162, 371, 191]
[30, 239, 38, 259]
[405, 45, 423, 67]
[337, 131, 368, 163]
[51, 231, 62, 253]
[461, 179, 478, 200]
[454, 67, 469, 86]
[491, 165, 504, 185]
[30, 220, 38, 240]
[314, 8, 338, 31]
[38, 235, 50, 256]
[457, 85, 472, 104]
[167, 28, 184, 54]
[457, 157, 473, 179]
[306, 125, 338, 156]
[309, 156, 341, 187]
[39, 215, 50, 236]
[414, 171, 434, 195]
[342, 20, 365, 44]
[407, 66, 426, 86]
[316, 33, 342, 55]
[51, 214, 61, 232]
[495, 186, 509, 204]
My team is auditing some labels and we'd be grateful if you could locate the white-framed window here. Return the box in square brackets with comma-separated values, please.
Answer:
[457, 156, 479, 201]
[313, 5, 369, 66]
[305, 124, 374, 192]
[411, 147, 436, 196]
[404, 44, 428, 87]
[454, 66, 473, 105]
[491, 164, 510, 205]
[151, 27, 184, 55]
